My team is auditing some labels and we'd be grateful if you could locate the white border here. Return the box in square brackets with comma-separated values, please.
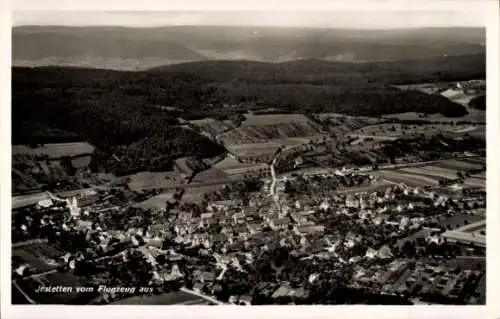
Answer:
[1, 1, 499, 319]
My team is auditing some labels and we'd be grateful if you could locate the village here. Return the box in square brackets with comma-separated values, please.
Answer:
[11, 156, 486, 305]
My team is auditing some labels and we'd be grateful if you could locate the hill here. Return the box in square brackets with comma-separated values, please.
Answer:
[12, 53, 484, 174]
[12, 67, 226, 176]
[12, 26, 485, 70]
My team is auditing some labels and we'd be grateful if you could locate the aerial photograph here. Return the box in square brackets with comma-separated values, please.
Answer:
[10, 10, 486, 305]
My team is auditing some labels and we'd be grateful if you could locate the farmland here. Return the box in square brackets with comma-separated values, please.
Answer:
[218, 114, 324, 145]
[373, 157, 485, 188]
[125, 171, 184, 192]
[438, 214, 485, 229]
[180, 184, 227, 204]
[314, 113, 384, 135]
[112, 290, 213, 305]
[218, 114, 325, 163]
[352, 123, 485, 139]
[392, 79, 486, 123]
[224, 143, 280, 162]
[12, 142, 97, 194]
[374, 170, 440, 187]
[15, 272, 93, 304]
[189, 118, 236, 138]
[134, 192, 176, 211]
[12, 142, 95, 159]
[12, 242, 66, 272]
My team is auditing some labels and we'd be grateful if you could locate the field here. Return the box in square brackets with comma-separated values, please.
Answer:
[134, 192, 176, 211]
[437, 214, 485, 229]
[218, 114, 324, 145]
[112, 291, 213, 305]
[315, 113, 382, 133]
[189, 118, 235, 138]
[12, 142, 95, 159]
[12, 243, 66, 271]
[224, 143, 280, 162]
[373, 157, 485, 188]
[336, 180, 392, 195]
[396, 229, 434, 249]
[352, 123, 485, 139]
[125, 171, 184, 192]
[14, 272, 92, 304]
[374, 170, 440, 187]
[180, 184, 227, 204]
[392, 80, 486, 123]
[444, 256, 485, 271]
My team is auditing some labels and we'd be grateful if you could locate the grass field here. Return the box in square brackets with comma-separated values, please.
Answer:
[219, 113, 323, 145]
[180, 185, 227, 204]
[336, 180, 392, 195]
[16, 273, 92, 304]
[399, 166, 458, 180]
[135, 192, 176, 211]
[316, 113, 382, 133]
[189, 118, 235, 138]
[125, 171, 184, 192]
[374, 157, 485, 188]
[112, 291, 213, 305]
[353, 123, 485, 138]
[224, 143, 280, 162]
[433, 159, 484, 171]
[12, 142, 95, 159]
[12, 243, 66, 271]
[438, 214, 485, 229]
[444, 257, 485, 271]
[463, 178, 485, 188]
[374, 170, 440, 187]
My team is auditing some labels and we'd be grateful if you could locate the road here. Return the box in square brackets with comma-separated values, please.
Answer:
[270, 155, 279, 201]
[12, 280, 36, 304]
[268, 143, 306, 202]
[179, 287, 224, 305]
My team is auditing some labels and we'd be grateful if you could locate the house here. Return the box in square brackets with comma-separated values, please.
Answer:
[201, 271, 216, 282]
[232, 212, 246, 223]
[269, 217, 291, 230]
[294, 225, 325, 235]
[247, 223, 263, 234]
[365, 247, 377, 259]
[377, 245, 393, 259]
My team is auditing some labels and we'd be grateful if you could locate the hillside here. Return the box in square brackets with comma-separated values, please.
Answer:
[12, 52, 484, 174]
[12, 67, 226, 176]
[12, 26, 485, 70]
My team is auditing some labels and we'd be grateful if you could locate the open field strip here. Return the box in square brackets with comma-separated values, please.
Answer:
[375, 170, 440, 186]
[404, 166, 460, 179]
[433, 159, 484, 171]
[12, 142, 95, 158]
[463, 178, 485, 188]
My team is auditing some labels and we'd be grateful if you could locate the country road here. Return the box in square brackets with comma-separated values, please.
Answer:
[179, 287, 224, 305]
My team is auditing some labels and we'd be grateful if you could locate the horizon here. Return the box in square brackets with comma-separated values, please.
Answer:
[12, 25, 486, 31]
[12, 11, 486, 29]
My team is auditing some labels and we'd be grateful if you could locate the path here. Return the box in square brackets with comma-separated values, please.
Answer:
[179, 287, 224, 305]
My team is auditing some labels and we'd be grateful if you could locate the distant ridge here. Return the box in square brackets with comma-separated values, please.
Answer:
[12, 26, 485, 71]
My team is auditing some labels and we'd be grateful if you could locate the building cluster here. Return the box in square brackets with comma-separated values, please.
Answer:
[12, 167, 486, 305]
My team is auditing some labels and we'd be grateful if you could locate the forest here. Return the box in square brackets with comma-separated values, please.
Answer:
[12, 54, 483, 175]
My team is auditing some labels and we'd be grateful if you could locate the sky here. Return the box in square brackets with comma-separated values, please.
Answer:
[12, 10, 486, 29]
